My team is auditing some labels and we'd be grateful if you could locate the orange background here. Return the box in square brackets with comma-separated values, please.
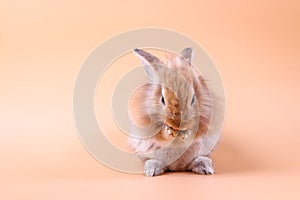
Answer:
[1, 0, 300, 199]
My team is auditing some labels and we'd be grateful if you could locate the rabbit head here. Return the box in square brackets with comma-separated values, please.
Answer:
[131, 48, 211, 141]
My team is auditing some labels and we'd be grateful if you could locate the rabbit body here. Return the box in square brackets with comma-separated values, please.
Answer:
[129, 48, 214, 176]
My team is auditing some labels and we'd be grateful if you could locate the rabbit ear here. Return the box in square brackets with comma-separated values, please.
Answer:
[133, 48, 163, 79]
[181, 47, 194, 63]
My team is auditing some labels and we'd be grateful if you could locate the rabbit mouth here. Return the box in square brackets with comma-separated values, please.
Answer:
[165, 125, 189, 137]
[165, 118, 191, 131]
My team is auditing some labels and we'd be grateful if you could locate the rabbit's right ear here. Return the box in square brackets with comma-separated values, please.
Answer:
[133, 48, 163, 79]
[181, 47, 194, 63]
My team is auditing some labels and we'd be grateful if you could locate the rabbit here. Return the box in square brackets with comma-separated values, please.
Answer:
[128, 48, 214, 177]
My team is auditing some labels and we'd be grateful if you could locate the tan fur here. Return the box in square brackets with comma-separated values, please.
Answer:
[129, 48, 213, 176]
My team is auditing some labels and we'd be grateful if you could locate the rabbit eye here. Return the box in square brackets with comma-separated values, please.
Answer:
[191, 95, 195, 105]
[161, 95, 165, 105]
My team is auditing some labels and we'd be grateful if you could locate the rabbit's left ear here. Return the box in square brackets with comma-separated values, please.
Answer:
[133, 48, 164, 79]
[181, 47, 194, 63]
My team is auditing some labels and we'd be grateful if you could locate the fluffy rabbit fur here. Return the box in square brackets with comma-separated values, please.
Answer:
[128, 48, 213, 176]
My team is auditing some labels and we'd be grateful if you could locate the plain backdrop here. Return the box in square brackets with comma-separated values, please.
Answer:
[0, 0, 300, 199]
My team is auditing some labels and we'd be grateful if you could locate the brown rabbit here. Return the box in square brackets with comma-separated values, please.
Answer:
[128, 48, 213, 176]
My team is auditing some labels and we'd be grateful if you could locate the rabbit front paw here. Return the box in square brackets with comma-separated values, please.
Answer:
[191, 156, 214, 175]
[144, 159, 165, 177]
